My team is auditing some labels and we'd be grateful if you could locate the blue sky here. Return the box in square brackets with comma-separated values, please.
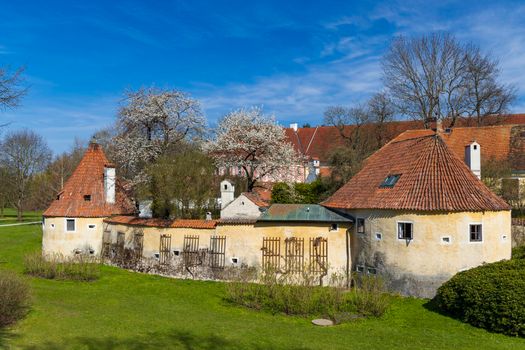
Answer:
[1, 0, 525, 153]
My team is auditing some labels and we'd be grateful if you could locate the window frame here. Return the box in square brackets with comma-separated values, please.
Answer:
[356, 218, 365, 235]
[65, 218, 76, 233]
[469, 223, 483, 243]
[397, 221, 414, 241]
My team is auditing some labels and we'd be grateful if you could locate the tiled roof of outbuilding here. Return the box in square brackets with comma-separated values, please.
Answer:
[322, 132, 511, 212]
[104, 216, 217, 229]
[43, 142, 136, 218]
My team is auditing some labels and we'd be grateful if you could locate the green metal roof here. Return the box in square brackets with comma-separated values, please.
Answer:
[258, 204, 353, 223]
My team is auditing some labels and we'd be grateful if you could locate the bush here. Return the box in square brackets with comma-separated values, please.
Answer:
[226, 270, 389, 322]
[433, 259, 525, 336]
[24, 252, 101, 281]
[0, 270, 31, 327]
[512, 245, 525, 260]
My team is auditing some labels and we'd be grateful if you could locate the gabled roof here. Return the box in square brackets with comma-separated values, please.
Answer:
[259, 204, 353, 223]
[322, 132, 511, 212]
[44, 142, 135, 218]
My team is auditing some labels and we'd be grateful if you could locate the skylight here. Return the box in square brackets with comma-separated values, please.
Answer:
[380, 174, 401, 188]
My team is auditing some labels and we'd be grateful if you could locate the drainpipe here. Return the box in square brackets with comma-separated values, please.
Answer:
[346, 228, 351, 288]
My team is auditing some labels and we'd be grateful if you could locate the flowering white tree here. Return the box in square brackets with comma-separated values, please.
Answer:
[204, 107, 300, 191]
[113, 87, 206, 184]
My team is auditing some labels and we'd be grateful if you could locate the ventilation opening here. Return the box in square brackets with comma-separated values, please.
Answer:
[173, 250, 181, 256]
[375, 233, 382, 240]
[231, 257, 239, 264]
[83, 195, 91, 201]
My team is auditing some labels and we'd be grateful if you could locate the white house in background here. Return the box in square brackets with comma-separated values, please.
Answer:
[220, 180, 270, 219]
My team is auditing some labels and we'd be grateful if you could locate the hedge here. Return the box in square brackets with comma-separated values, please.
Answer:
[433, 259, 525, 337]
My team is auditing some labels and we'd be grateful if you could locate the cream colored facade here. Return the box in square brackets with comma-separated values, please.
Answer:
[220, 194, 263, 219]
[344, 209, 512, 297]
[102, 221, 353, 279]
[42, 217, 105, 256]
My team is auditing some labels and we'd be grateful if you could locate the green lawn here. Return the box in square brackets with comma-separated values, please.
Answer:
[0, 208, 42, 225]
[1, 224, 524, 349]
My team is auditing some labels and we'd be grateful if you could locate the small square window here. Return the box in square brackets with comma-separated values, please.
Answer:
[88, 224, 96, 229]
[356, 218, 365, 234]
[380, 174, 401, 188]
[83, 195, 91, 201]
[375, 232, 382, 240]
[173, 250, 181, 256]
[330, 223, 339, 231]
[470, 224, 482, 242]
[398, 222, 413, 240]
[231, 257, 239, 264]
[50, 223, 55, 229]
[356, 265, 365, 273]
[66, 219, 76, 232]
[442, 236, 451, 244]
[367, 267, 377, 275]
[154, 253, 160, 259]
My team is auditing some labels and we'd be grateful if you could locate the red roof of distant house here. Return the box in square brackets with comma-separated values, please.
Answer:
[395, 125, 525, 170]
[44, 142, 136, 218]
[285, 114, 525, 164]
[241, 191, 270, 207]
[322, 132, 511, 212]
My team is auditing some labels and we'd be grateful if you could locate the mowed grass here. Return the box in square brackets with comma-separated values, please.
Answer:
[0, 208, 42, 225]
[0, 224, 524, 349]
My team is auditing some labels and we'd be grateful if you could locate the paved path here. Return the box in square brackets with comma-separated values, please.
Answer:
[0, 221, 40, 227]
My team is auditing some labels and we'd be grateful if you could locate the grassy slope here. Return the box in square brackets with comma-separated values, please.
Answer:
[0, 224, 524, 350]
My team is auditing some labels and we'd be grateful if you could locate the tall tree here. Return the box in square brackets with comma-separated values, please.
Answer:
[0, 130, 51, 221]
[382, 33, 468, 128]
[204, 107, 299, 192]
[113, 87, 206, 185]
[0, 66, 26, 111]
[382, 33, 516, 128]
[464, 47, 516, 125]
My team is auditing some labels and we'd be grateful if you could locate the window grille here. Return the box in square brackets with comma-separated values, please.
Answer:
[309, 237, 328, 274]
[183, 235, 200, 267]
[159, 234, 172, 265]
[209, 236, 226, 268]
[284, 237, 304, 273]
[261, 237, 281, 272]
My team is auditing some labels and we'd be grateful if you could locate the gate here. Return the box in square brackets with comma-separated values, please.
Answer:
[102, 230, 112, 259]
[261, 237, 281, 271]
[159, 234, 171, 265]
[209, 236, 226, 268]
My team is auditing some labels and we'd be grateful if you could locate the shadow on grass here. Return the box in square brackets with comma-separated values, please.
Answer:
[18, 329, 310, 350]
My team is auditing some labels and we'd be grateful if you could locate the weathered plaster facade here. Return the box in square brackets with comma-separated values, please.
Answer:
[42, 217, 105, 256]
[344, 209, 511, 297]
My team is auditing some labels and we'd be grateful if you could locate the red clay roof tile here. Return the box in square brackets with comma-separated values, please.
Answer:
[322, 133, 511, 212]
[43, 143, 136, 218]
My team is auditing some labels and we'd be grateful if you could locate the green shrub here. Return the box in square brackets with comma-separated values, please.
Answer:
[226, 270, 389, 322]
[24, 252, 101, 281]
[512, 245, 525, 260]
[433, 259, 525, 337]
[0, 270, 31, 327]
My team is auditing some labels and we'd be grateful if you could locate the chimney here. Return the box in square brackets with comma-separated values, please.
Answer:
[104, 165, 116, 204]
[290, 123, 298, 132]
[206, 212, 212, 220]
[464, 142, 481, 179]
[436, 119, 443, 133]
[220, 180, 235, 209]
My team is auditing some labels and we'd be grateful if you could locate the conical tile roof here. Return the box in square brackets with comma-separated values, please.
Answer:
[322, 133, 510, 212]
[43, 142, 135, 217]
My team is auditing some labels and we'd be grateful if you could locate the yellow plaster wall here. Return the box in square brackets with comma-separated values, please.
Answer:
[102, 221, 352, 274]
[42, 217, 105, 256]
[345, 209, 511, 295]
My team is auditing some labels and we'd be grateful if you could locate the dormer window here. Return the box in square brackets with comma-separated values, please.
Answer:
[380, 174, 401, 188]
[83, 195, 91, 201]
